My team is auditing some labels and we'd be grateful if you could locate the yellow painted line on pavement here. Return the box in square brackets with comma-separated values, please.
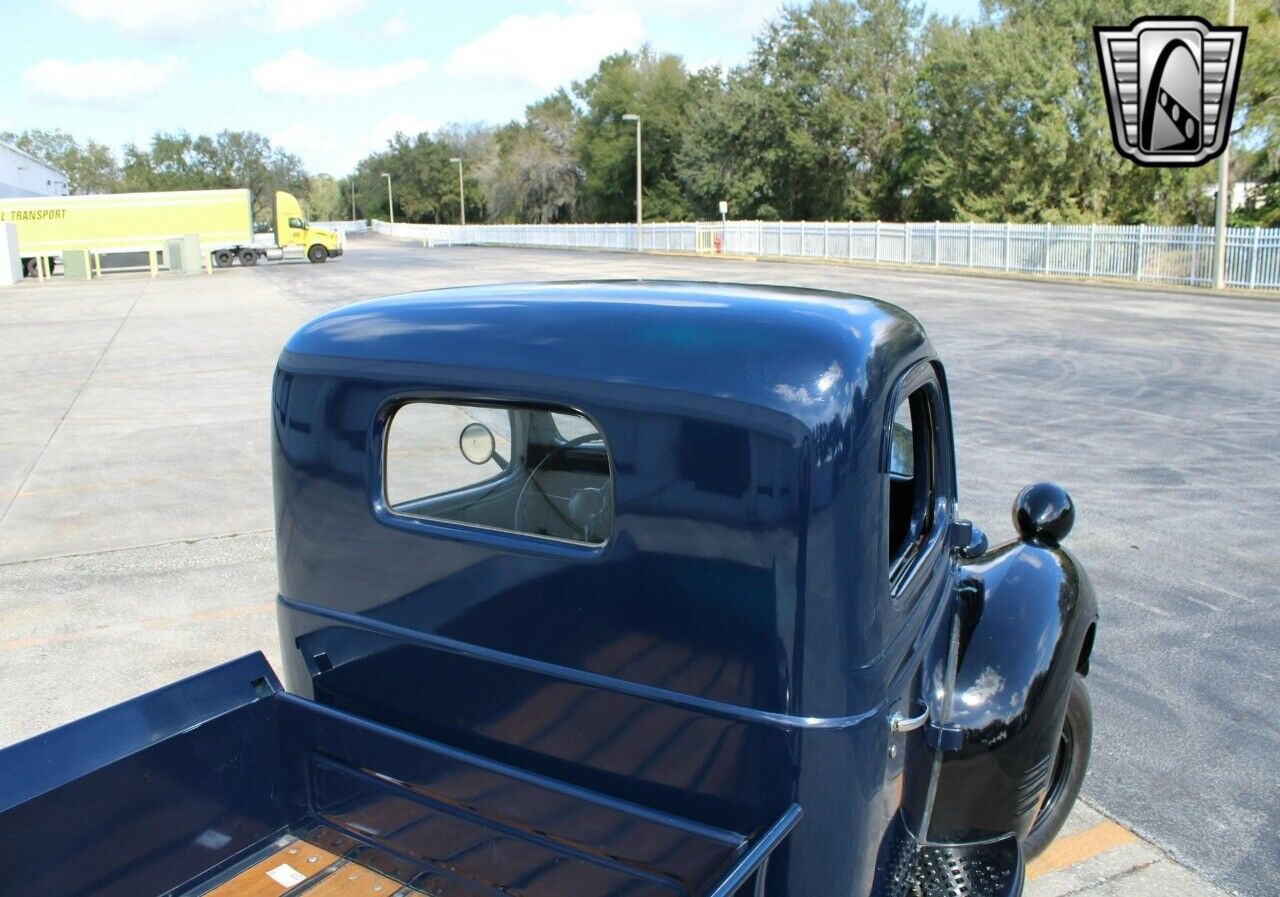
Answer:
[1027, 819, 1138, 880]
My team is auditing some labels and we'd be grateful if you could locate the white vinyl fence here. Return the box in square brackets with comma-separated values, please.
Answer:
[362, 219, 1280, 291]
[313, 220, 374, 235]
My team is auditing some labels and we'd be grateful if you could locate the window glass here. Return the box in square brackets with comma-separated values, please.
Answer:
[385, 401, 611, 545]
[888, 386, 935, 572]
[889, 400, 914, 478]
[551, 411, 599, 441]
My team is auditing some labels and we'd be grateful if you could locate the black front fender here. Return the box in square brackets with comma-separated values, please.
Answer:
[929, 538, 1098, 843]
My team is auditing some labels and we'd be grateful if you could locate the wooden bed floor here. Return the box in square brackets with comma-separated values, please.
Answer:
[202, 839, 420, 897]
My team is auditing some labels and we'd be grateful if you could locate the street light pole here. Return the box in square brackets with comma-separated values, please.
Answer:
[449, 157, 466, 226]
[381, 172, 394, 236]
[1214, 0, 1235, 290]
[622, 113, 642, 250]
[350, 177, 357, 221]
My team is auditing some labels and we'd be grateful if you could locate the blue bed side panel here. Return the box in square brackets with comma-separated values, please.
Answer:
[0, 654, 299, 897]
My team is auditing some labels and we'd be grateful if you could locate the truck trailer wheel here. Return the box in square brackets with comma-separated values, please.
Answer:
[307, 244, 329, 264]
[1024, 674, 1093, 859]
[214, 250, 234, 268]
[239, 249, 259, 266]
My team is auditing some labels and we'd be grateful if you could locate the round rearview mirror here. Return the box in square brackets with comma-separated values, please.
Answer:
[459, 422, 496, 465]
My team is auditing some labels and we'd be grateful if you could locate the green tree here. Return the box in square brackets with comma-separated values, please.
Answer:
[122, 130, 307, 222]
[1, 129, 121, 194]
[758, 0, 924, 219]
[675, 67, 779, 218]
[678, 0, 925, 221]
[434, 122, 495, 224]
[353, 125, 494, 225]
[573, 46, 697, 222]
[1232, 0, 1280, 225]
[484, 90, 580, 222]
[912, 0, 1214, 224]
[303, 173, 343, 220]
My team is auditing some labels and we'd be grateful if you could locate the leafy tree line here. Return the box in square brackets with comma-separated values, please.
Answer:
[345, 0, 1277, 227]
[2, 128, 310, 224]
[7, 0, 1278, 226]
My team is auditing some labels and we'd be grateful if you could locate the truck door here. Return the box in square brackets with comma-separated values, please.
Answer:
[883, 361, 957, 843]
[285, 215, 307, 250]
[275, 191, 309, 250]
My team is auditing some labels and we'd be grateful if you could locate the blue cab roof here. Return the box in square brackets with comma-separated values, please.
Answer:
[283, 280, 929, 428]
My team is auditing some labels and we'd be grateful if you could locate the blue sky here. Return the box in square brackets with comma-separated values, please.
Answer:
[3, 0, 982, 176]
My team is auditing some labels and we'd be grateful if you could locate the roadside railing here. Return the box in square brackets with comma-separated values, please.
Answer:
[361, 219, 1280, 291]
[314, 220, 372, 235]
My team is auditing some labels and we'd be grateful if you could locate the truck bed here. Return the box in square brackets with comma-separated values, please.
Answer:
[0, 654, 799, 897]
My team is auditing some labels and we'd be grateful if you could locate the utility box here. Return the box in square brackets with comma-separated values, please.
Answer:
[165, 234, 204, 275]
[0, 222, 19, 286]
[165, 238, 182, 273]
[181, 233, 204, 274]
[62, 250, 91, 280]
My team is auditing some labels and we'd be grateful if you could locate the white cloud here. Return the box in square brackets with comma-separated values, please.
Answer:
[272, 113, 438, 175]
[569, 0, 779, 35]
[270, 0, 364, 32]
[370, 113, 439, 146]
[23, 57, 184, 105]
[61, 0, 207, 38]
[446, 10, 644, 91]
[271, 124, 351, 176]
[251, 50, 428, 97]
[382, 9, 411, 38]
[61, 0, 364, 38]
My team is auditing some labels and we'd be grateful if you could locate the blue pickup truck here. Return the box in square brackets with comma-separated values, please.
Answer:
[0, 282, 1097, 897]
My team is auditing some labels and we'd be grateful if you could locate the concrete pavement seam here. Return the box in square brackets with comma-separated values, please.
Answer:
[1047, 859, 1160, 897]
[0, 281, 147, 528]
[0, 528, 273, 569]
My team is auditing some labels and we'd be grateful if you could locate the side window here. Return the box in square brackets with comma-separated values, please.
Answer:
[386, 403, 513, 504]
[288, 217, 305, 229]
[887, 383, 937, 580]
[385, 401, 612, 545]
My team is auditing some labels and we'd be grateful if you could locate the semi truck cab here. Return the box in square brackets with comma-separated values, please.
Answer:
[0, 282, 1097, 897]
[274, 190, 342, 263]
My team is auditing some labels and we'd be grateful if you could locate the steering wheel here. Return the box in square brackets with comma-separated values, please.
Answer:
[513, 434, 608, 541]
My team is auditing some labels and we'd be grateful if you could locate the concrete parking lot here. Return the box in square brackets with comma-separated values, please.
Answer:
[1, 234, 1275, 897]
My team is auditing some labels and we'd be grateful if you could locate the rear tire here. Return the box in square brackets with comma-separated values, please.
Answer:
[23, 258, 39, 278]
[238, 249, 259, 267]
[214, 249, 234, 268]
[307, 244, 328, 263]
[1024, 675, 1092, 859]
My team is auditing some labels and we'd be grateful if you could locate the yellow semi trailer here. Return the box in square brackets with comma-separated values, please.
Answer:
[0, 188, 342, 277]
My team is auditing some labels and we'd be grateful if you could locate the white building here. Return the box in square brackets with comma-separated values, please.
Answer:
[0, 140, 67, 199]
[1204, 180, 1266, 211]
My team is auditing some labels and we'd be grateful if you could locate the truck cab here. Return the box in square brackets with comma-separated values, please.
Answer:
[0, 282, 1097, 897]
[275, 190, 342, 263]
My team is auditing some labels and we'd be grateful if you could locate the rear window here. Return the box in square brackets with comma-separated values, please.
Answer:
[384, 401, 612, 545]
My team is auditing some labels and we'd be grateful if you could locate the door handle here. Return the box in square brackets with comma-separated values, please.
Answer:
[890, 706, 930, 734]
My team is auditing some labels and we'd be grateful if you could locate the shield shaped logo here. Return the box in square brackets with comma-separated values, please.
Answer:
[1094, 16, 1247, 167]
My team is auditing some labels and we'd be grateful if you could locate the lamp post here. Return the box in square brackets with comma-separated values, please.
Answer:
[621, 113, 642, 250]
[449, 157, 466, 226]
[349, 177, 357, 221]
[381, 172, 394, 236]
[1213, 0, 1235, 290]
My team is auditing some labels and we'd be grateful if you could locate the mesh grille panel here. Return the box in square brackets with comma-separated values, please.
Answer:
[904, 839, 1021, 897]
